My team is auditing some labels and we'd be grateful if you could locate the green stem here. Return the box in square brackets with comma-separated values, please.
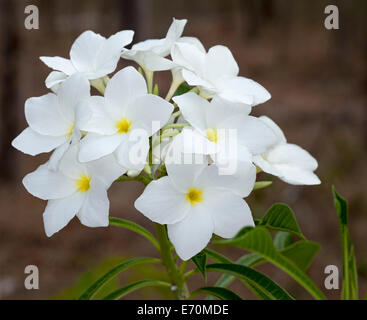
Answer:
[155, 223, 189, 299]
[162, 123, 190, 131]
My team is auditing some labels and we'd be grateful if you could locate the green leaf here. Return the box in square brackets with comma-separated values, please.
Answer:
[274, 232, 294, 250]
[213, 239, 318, 292]
[216, 227, 326, 300]
[332, 186, 358, 300]
[109, 217, 160, 250]
[78, 257, 161, 300]
[206, 263, 294, 300]
[253, 181, 272, 190]
[281, 241, 320, 271]
[191, 287, 242, 300]
[103, 280, 171, 300]
[192, 252, 207, 281]
[204, 249, 232, 264]
[259, 203, 305, 239]
[174, 83, 192, 97]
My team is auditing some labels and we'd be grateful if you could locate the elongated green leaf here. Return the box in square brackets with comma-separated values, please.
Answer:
[259, 204, 305, 239]
[192, 252, 207, 281]
[79, 257, 161, 300]
[109, 217, 160, 250]
[253, 181, 272, 190]
[205, 251, 273, 300]
[206, 263, 294, 300]
[332, 186, 358, 300]
[204, 249, 232, 264]
[191, 287, 242, 300]
[103, 280, 171, 300]
[217, 227, 325, 300]
[213, 240, 318, 294]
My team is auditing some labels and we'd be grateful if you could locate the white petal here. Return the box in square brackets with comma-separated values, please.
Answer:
[12, 127, 67, 156]
[166, 128, 217, 158]
[78, 96, 116, 135]
[205, 190, 254, 238]
[93, 30, 134, 77]
[219, 76, 271, 106]
[69, 31, 105, 73]
[165, 156, 208, 192]
[228, 115, 278, 155]
[77, 179, 110, 227]
[205, 45, 239, 79]
[176, 37, 206, 53]
[274, 164, 321, 185]
[23, 163, 76, 200]
[115, 135, 149, 171]
[165, 18, 187, 42]
[122, 49, 176, 71]
[207, 95, 251, 128]
[167, 207, 214, 261]
[196, 163, 256, 198]
[173, 92, 208, 132]
[267, 144, 318, 171]
[39, 56, 76, 75]
[253, 154, 282, 177]
[127, 94, 173, 134]
[86, 154, 125, 188]
[25, 94, 70, 136]
[182, 69, 213, 88]
[59, 144, 88, 179]
[171, 42, 206, 74]
[134, 176, 189, 224]
[79, 133, 123, 162]
[43, 192, 84, 237]
[48, 141, 71, 171]
[259, 116, 287, 144]
[57, 74, 90, 122]
[104, 67, 147, 111]
[45, 71, 68, 92]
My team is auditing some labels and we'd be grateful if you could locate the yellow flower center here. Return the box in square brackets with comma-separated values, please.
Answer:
[67, 123, 75, 137]
[75, 174, 91, 193]
[206, 128, 218, 142]
[116, 117, 132, 134]
[185, 187, 204, 206]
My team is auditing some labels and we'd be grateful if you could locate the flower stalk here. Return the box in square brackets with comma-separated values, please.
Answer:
[155, 223, 189, 299]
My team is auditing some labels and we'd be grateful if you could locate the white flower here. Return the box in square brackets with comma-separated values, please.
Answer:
[253, 116, 321, 185]
[171, 42, 271, 106]
[171, 92, 277, 182]
[12, 74, 90, 169]
[121, 18, 204, 72]
[78, 66, 174, 171]
[121, 18, 185, 71]
[40, 30, 134, 89]
[23, 145, 124, 237]
[135, 160, 255, 260]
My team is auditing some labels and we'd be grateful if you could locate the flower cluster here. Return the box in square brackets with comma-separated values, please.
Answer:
[12, 18, 320, 260]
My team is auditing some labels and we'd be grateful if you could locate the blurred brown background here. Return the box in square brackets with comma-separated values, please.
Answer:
[0, 0, 366, 300]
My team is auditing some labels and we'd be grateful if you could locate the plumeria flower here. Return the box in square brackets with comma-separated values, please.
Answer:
[121, 18, 204, 72]
[78, 66, 174, 171]
[23, 145, 124, 237]
[171, 92, 277, 185]
[12, 74, 90, 170]
[171, 42, 270, 106]
[40, 30, 134, 89]
[253, 116, 321, 185]
[135, 160, 255, 260]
